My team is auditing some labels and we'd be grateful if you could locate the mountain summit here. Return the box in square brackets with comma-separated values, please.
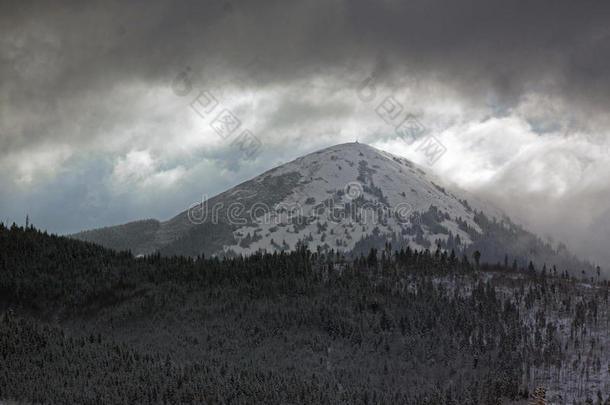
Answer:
[72, 143, 591, 273]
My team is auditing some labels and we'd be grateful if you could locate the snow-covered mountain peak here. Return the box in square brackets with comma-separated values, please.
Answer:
[217, 142, 503, 255]
[74, 142, 591, 275]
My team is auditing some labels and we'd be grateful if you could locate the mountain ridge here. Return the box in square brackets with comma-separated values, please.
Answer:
[71, 142, 595, 275]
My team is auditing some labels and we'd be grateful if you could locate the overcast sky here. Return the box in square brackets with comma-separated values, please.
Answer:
[1, 0, 609, 268]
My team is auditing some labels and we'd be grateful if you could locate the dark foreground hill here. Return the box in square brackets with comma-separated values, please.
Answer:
[0, 223, 608, 404]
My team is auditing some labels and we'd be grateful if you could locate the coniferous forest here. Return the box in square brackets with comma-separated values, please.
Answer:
[0, 223, 608, 404]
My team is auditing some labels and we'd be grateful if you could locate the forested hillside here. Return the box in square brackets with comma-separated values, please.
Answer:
[0, 223, 608, 404]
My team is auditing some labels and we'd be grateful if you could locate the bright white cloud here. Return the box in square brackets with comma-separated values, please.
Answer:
[110, 149, 186, 193]
[3, 144, 73, 185]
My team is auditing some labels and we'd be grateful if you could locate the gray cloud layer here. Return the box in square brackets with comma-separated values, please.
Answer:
[1, 0, 609, 269]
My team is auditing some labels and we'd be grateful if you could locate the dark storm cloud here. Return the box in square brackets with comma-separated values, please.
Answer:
[263, 99, 354, 131]
[3, 1, 610, 121]
[2, 0, 609, 179]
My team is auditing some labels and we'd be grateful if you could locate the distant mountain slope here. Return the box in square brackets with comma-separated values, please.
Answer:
[71, 218, 161, 253]
[71, 142, 596, 275]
